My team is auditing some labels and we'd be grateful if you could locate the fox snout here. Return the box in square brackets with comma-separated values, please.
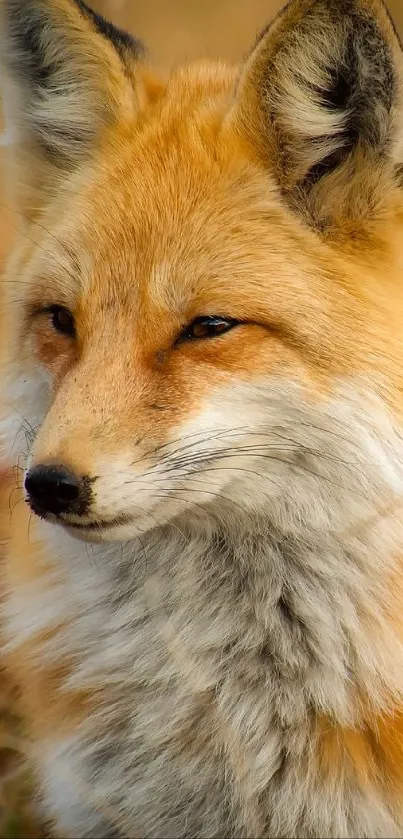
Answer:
[24, 463, 94, 520]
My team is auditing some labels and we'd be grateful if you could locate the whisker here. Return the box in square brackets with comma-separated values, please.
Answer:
[129, 426, 252, 470]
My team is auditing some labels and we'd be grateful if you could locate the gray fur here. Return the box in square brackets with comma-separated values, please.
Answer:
[4, 382, 403, 838]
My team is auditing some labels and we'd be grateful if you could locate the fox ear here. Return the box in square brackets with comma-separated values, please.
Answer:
[0, 0, 145, 217]
[234, 0, 403, 228]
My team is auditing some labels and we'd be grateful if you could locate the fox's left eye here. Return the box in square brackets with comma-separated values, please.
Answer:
[179, 316, 238, 343]
[48, 306, 76, 337]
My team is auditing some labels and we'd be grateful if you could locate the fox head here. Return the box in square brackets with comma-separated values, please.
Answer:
[2, 0, 403, 542]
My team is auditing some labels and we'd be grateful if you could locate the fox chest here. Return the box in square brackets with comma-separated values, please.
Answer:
[4, 544, 403, 839]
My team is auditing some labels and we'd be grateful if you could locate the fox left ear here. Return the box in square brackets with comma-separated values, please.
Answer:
[234, 0, 403, 228]
[0, 0, 146, 219]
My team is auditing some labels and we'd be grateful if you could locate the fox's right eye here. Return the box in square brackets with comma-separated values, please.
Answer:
[48, 306, 76, 337]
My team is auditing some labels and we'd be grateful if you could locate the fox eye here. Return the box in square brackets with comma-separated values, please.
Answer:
[49, 306, 76, 337]
[179, 316, 238, 343]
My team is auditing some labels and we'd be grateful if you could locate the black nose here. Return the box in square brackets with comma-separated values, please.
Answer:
[25, 464, 82, 517]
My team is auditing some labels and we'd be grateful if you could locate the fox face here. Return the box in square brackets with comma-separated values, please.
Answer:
[3, 0, 401, 540]
[2, 0, 403, 546]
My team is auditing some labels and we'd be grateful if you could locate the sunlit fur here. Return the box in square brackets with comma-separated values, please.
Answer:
[2, 0, 403, 836]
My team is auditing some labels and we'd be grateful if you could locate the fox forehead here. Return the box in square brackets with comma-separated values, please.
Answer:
[28, 77, 330, 330]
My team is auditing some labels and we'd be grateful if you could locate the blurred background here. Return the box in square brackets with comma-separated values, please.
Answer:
[94, 0, 403, 66]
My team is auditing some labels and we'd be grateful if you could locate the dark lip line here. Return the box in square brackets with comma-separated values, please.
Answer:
[26, 500, 133, 531]
[67, 515, 133, 531]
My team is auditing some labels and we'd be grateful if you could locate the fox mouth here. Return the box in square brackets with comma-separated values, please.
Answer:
[29, 501, 133, 534]
[69, 516, 131, 530]
[65, 514, 134, 532]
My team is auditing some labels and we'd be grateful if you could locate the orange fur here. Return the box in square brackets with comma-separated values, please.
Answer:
[2, 0, 403, 835]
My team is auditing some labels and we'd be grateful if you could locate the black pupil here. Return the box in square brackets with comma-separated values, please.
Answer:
[51, 307, 74, 336]
[189, 317, 235, 340]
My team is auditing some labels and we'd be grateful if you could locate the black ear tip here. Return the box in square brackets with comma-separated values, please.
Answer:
[73, 0, 146, 60]
[3, 0, 146, 66]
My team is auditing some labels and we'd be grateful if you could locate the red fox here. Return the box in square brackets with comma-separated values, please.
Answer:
[1, 0, 403, 836]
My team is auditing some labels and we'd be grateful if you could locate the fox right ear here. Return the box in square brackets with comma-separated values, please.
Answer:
[0, 0, 145, 217]
[233, 0, 403, 229]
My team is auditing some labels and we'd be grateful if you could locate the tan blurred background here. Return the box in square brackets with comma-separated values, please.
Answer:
[94, 0, 403, 66]
[0, 0, 403, 265]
